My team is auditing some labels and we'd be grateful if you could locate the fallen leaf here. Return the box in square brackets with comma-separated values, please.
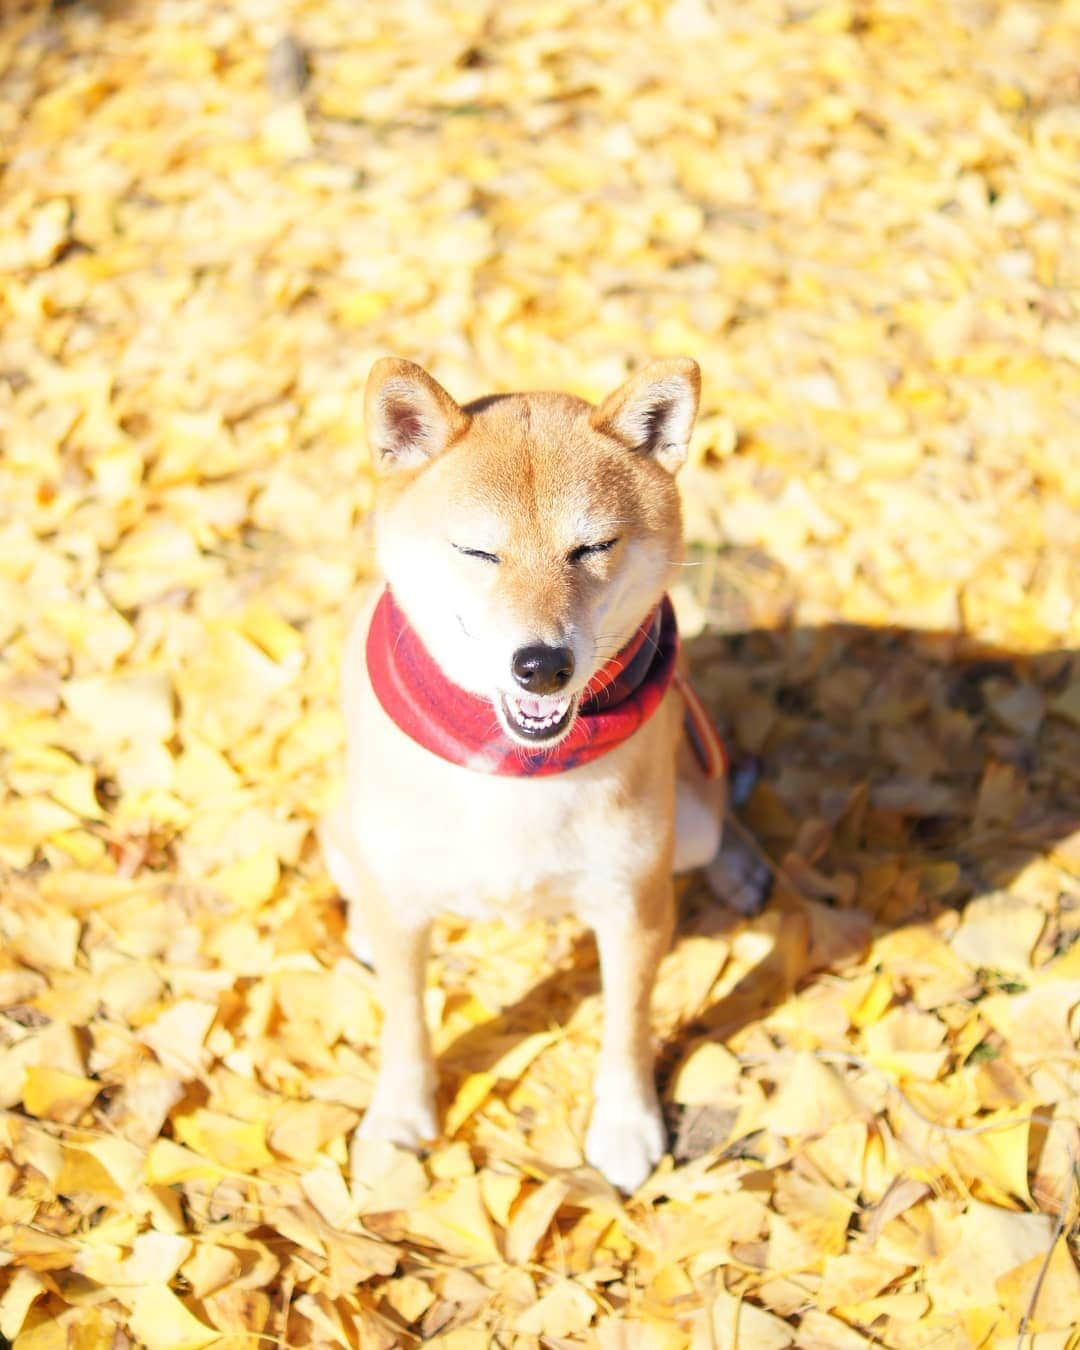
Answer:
[951, 892, 1045, 974]
[408, 1175, 501, 1263]
[179, 1242, 241, 1300]
[863, 1005, 950, 1080]
[515, 1278, 596, 1336]
[208, 847, 280, 911]
[126, 1285, 218, 1350]
[138, 1001, 218, 1078]
[818, 1250, 908, 1309]
[351, 1136, 429, 1214]
[171, 1109, 273, 1173]
[505, 1177, 570, 1264]
[0, 1269, 47, 1341]
[947, 1115, 1034, 1205]
[761, 1052, 868, 1137]
[300, 1159, 356, 1228]
[865, 1177, 931, 1244]
[671, 1041, 741, 1105]
[22, 1067, 99, 1123]
[924, 1201, 1054, 1313]
[62, 671, 174, 744]
[445, 1071, 498, 1137]
[705, 1288, 793, 1349]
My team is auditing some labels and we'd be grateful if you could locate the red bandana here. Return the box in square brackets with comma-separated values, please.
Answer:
[366, 587, 726, 780]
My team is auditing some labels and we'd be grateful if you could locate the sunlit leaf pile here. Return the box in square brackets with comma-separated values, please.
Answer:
[1, 0, 1078, 1345]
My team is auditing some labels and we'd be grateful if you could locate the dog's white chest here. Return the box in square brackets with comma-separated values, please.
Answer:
[347, 719, 665, 923]
[352, 728, 637, 921]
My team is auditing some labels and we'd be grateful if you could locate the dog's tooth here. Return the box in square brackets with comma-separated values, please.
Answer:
[501, 690, 574, 739]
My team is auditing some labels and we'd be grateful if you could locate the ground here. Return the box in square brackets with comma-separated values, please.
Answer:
[0, 1, 1078, 1347]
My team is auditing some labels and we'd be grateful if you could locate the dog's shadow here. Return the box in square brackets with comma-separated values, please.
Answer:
[432, 580, 1079, 1151]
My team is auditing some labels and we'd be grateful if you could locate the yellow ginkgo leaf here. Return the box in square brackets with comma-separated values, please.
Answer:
[171, 1109, 273, 1173]
[22, 1067, 99, 1123]
[127, 1285, 218, 1350]
[208, 847, 280, 911]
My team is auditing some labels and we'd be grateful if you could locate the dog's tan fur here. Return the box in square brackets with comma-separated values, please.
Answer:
[320, 357, 726, 1191]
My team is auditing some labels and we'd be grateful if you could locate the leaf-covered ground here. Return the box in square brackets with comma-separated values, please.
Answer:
[1, 1, 1078, 1346]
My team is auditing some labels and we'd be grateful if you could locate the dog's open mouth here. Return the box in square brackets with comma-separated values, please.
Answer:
[498, 691, 577, 744]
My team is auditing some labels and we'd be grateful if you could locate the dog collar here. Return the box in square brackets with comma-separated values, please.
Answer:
[366, 587, 681, 777]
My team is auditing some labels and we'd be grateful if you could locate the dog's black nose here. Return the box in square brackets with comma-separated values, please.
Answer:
[511, 644, 574, 694]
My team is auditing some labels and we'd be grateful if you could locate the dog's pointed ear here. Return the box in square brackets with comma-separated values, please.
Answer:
[365, 358, 470, 471]
[590, 358, 701, 474]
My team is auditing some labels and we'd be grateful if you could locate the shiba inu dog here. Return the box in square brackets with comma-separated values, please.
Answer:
[320, 357, 767, 1192]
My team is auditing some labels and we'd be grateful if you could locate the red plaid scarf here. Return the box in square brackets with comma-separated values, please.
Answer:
[367, 587, 726, 780]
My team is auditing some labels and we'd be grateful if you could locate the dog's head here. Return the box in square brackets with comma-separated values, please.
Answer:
[367, 357, 699, 748]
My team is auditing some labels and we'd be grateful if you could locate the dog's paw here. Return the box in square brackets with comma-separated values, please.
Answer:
[584, 1095, 666, 1194]
[705, 826, 772, 916]
[357, 1093, 437, 1150]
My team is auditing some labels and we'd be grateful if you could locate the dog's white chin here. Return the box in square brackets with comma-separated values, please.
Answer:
[497, 690, 578, 746]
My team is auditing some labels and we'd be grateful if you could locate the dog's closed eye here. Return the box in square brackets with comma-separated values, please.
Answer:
[452, 543, 500, 563]
[568, 538, 619, 564]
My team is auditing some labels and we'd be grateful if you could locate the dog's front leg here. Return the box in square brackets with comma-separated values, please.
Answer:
[584, 878, 674, 1193]
[356, 912, 438, 1150]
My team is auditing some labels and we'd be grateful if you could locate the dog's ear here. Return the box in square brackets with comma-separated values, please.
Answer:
[365, 358, 470, 471]
[590, 358, 700, 474]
